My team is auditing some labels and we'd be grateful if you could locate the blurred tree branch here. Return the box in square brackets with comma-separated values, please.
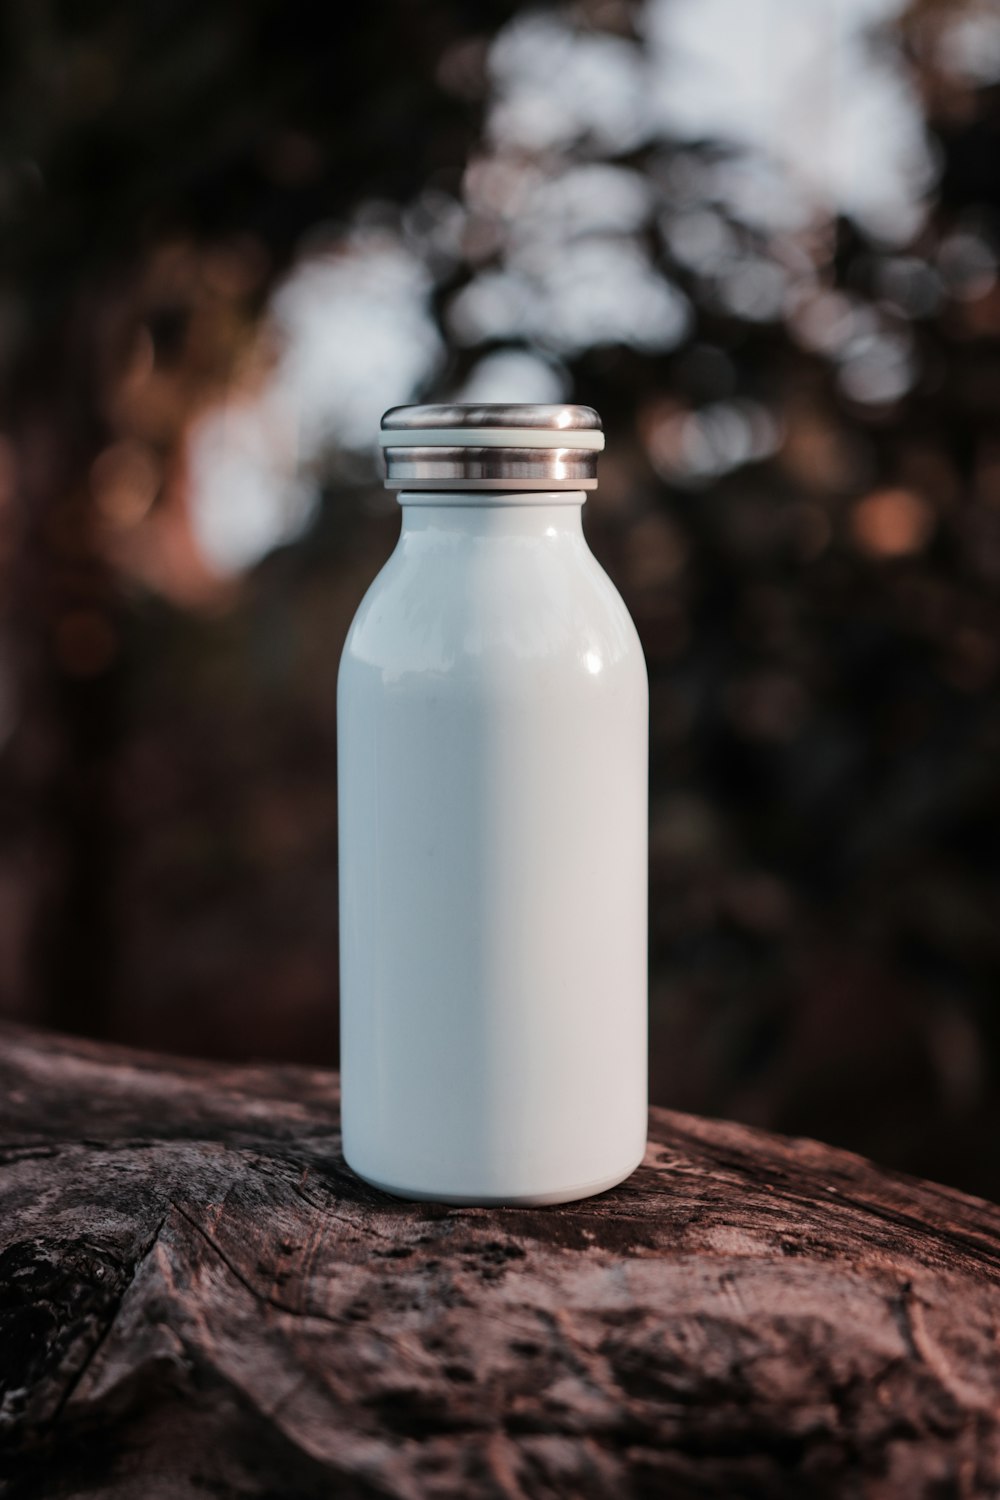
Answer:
[0, 0, 523, 1032]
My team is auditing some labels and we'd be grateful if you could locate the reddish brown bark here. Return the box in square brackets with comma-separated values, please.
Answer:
[1, 1024, 999, 1499]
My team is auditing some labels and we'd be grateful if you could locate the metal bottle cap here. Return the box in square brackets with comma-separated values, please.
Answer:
[379, 404, 605, 491]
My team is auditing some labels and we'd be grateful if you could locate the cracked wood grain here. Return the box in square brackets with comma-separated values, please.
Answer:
[1, 1024, 1000, 1499]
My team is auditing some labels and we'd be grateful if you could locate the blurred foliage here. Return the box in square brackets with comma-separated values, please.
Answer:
[1, 0, 999, 1198]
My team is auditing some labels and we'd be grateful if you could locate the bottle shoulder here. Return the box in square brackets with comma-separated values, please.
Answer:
[339, 531, 646, 692]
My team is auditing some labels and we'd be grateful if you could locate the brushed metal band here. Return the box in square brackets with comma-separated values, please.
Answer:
[381, 402, 601, 432]
[378, 427, 604, 451]
[380, 404, 605, 491]
[382, 445, 600, 490]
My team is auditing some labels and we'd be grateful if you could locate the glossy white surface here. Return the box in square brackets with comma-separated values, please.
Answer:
[338, 491, 648, 1204]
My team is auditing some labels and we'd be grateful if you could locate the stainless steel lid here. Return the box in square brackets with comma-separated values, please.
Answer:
[379, 403, 605, 490]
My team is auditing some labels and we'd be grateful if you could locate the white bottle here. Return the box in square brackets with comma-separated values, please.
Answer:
[338, 404, 647, 1204]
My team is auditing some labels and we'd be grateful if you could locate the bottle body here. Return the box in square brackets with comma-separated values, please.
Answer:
[338, 492, 647, 1204]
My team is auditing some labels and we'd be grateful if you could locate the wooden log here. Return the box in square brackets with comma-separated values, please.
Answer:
[1, 1025, 999, 1499]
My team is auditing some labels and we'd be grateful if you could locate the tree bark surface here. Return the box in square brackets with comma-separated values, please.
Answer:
[2, 1025, 999, 1500]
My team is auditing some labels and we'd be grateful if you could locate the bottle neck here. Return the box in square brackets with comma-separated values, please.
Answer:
[397, 491, 586, 542]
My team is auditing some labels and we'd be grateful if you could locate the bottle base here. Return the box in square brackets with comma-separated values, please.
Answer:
[344, 1151, 646, 1207]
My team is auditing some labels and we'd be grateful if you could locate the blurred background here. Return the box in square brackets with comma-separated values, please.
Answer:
[1, 0, 999, 1198]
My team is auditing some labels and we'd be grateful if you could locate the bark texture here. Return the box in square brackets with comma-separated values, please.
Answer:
[1, 1025, 999, 1499]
